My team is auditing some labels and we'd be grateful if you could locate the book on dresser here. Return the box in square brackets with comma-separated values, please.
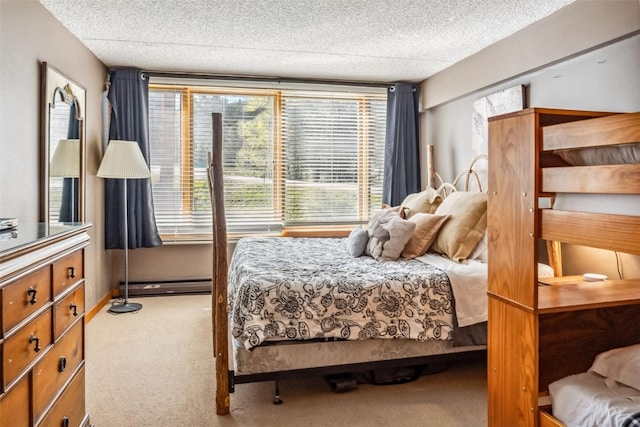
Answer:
[0, 223, 91, 427]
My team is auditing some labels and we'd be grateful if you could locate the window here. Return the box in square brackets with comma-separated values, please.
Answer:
[148, 80, 386, 242]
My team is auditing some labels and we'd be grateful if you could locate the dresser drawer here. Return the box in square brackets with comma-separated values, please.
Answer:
[0, 374, 30, 427]
[53, 285, 84, 340]
[52, 251, 84, 297]
[32, 320, 84, 421]
[3, 309, 52, 388]
[37, 365, 86, 427]
[2, 266, 52, 335]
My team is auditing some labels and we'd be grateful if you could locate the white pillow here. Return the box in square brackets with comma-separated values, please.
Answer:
[468, 230, 488, 262]
[589, 344, 640, 392]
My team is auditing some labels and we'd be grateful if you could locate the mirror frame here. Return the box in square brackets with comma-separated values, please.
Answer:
[40, 62, 86, 224]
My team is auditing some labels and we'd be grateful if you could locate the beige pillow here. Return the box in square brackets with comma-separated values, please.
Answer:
[431, 192, 487, 263]
[379, 204, 407, 218]
[401, 213, 450, 259]
[401, 187, 443, 218]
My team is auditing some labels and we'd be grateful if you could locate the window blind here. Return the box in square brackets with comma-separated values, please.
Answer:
[148, 81, 386, 242]
[281, 94, 386, 225]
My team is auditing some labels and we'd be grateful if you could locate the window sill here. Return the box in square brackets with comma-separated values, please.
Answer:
[159, 225, 355, 244]
[281, 226, 353, 238]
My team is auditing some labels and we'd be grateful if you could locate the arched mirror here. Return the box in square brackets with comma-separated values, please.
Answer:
[41, 62, 86, 224]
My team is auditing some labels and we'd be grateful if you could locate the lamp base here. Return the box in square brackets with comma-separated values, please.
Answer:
[108, 301, 143, 314]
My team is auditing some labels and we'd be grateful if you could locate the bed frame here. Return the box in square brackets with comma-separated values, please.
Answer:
[486, 108, 640, 426]
[208, 112, 494, 415]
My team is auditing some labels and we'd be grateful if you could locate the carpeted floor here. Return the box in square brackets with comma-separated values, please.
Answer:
[85, 294, 487, 426]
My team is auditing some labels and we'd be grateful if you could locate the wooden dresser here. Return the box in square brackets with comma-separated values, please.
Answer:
[0, 223, 90, 427]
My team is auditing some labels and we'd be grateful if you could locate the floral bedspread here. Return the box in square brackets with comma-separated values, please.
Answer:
[228, 237, 455, 350]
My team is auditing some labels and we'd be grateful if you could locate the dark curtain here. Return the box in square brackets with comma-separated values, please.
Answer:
[59, 103, 79, 222]
[382, 83, 421, 206]
[104, 68, 162, 249]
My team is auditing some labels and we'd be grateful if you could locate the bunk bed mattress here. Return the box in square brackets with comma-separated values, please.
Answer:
[549, 372, 640, 427]
[229, 237, 463, 351]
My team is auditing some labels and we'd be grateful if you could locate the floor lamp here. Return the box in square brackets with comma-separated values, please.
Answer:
[50, 139, 80, 222]
[97, 140, 151, 314]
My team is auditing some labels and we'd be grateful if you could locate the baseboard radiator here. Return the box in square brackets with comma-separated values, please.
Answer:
[119, 278, 212, 296]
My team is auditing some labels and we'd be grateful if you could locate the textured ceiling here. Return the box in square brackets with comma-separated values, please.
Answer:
[39, 0, 576, 83]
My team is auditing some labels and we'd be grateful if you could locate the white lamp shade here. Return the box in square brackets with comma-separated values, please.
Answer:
[50, 139, 80, 177]
[97, 140, 150, 179]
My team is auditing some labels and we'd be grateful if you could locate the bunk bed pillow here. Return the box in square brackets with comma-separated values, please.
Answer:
[555, 143, 640, 166]
[401, 187, 443, 218]
[589, 344, 640, 392]
[431, 192, 487, 263]
[346, 225, 369, 257]
[366, 210, 416, 260]
[401, 213, 450, 259]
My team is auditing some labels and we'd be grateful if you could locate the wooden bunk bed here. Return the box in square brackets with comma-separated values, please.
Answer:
[208, 113, 495, 415]
[486, 108, 640, 426]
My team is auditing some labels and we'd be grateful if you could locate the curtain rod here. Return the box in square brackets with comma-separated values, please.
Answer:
[137, 70, 396, 89]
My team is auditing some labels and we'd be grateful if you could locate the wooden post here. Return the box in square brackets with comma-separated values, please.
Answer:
[546, 240, 563, 277]
[426, 144, 435, 189]
[208, 112, 230, 415]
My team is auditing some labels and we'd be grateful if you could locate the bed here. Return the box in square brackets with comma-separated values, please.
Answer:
[208, 112, 538, 415]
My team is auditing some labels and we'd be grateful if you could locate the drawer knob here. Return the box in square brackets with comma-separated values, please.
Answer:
[62, 416, 70, 427]
[27, 287, 37, 305]
[70, 303, 79, 317]
[68, 266, 76, 279]
[29, 334, 42, 352]
[59, 356, 67, 372]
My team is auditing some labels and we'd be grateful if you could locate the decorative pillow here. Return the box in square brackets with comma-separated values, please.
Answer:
[401, 213, 450, 259]
[401, 187, 443, 218]
[367, 215, 416, 260]
[431, 192, 487, 263]
[365, 208, 400, 257]
[589, 344, 640, 391]
[346, 226, 369, 257]
[366, 208, 401, 235]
